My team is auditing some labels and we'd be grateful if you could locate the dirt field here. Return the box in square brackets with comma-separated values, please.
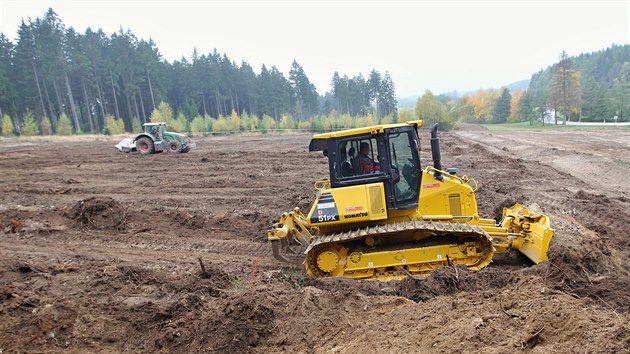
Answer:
[1, 126, 628, 353]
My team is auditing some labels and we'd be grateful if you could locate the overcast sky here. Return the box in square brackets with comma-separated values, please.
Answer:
[1, 1, 628, 97]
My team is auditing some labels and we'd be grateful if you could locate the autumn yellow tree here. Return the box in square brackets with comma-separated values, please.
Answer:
[229, 111, 241, 131]
[103, 115, 125, 135]
[279, 114, 296, 129]
[397, 107, 415, 123]
[1, 114, 14, 137]
[414, 90, 456, 130]
[464, 89, 500, 123]
[509, 90, 524, 122]
[150, 101, 173, 123]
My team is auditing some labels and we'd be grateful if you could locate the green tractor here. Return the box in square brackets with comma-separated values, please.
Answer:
[134, 122, 192, 155]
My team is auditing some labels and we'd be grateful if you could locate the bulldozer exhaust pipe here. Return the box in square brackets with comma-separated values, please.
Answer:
[430, 124, 443, 181]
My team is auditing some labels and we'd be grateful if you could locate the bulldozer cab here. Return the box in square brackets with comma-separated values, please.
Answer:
[310, 121, 423, 210]
[270, 120, 555, 279]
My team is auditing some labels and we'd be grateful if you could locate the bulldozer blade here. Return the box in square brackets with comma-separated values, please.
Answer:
[502, 204, 554, 264]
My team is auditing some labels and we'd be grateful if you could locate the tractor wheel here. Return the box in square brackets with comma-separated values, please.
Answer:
[167, 141, 182, 153]
[136, 137, 154, 155]
[181, 146, 191, 153]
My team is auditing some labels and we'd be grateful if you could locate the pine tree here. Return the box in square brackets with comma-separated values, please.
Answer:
[289, 60, 318, 120]
[379, 73, 397, 119]
[1, 114, 15, 136]
[612, 62, 630, 121]
[368, 70, 382, 117]
[581, 77, 610, 121]
[13, 21, 48, 124]
[0, 34, 18, 119]
[40, 116, 52, 135]
[56, 113, 73, 135]
[518, 91, 535, 125]
[331, 72, 349, 114]
[492, 88, 511, 123]
[548, 51, 583, 124]
[2, 7, 411, 129]
[21, 110, 39, 136]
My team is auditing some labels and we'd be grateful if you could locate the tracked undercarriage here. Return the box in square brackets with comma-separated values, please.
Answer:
[305, 220, 494, 280]
[269, 203, 551, 280]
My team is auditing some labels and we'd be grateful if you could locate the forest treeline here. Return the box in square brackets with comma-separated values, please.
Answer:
[1, 8, 628, 138]
[412, 44, 629, 129]
[523, 45, 629, 123]
[0, 8, 397, 136]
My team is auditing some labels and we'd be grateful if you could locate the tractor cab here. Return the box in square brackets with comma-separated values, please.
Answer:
[144, 122, 166, 140]
[309, 120, 423, 211]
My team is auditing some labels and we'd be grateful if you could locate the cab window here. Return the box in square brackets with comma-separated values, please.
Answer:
[336, 137, 380, 179]
[388, 131, 420, 204]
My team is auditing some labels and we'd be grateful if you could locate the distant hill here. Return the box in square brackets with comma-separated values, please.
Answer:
[506, 79, 530, 92]
[528, 44, 630, 90]
[397, 96, 419, 108]
[526, 44, 630, 121]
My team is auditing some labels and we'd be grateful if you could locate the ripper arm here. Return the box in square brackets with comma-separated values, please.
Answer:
[267, 207, 314, 263]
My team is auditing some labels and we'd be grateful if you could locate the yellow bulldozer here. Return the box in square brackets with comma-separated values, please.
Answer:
[268, 120, 554, 280]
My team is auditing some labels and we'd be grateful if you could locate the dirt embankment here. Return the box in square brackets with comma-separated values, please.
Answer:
[1, 130, 628, 353]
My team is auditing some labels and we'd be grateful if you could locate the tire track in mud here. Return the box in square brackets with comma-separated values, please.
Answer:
[122, 237, 272, 257]
[0, 232, 272, 270]
[453, 129, 630, 197]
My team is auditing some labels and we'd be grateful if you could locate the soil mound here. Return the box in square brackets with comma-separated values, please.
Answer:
[544, 244, 630, 312]
[169, 210, 208, 229]
[396, 266, 512, 302]
[67, 197, 128, 230]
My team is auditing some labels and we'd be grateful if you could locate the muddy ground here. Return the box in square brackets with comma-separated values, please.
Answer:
[0, 126, 628, 353]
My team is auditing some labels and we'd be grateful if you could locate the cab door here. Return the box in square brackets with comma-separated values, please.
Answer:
[385, 127, 421, 210]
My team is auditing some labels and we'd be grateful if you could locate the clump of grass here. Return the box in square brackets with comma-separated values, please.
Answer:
[229, 277, 248, 290]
